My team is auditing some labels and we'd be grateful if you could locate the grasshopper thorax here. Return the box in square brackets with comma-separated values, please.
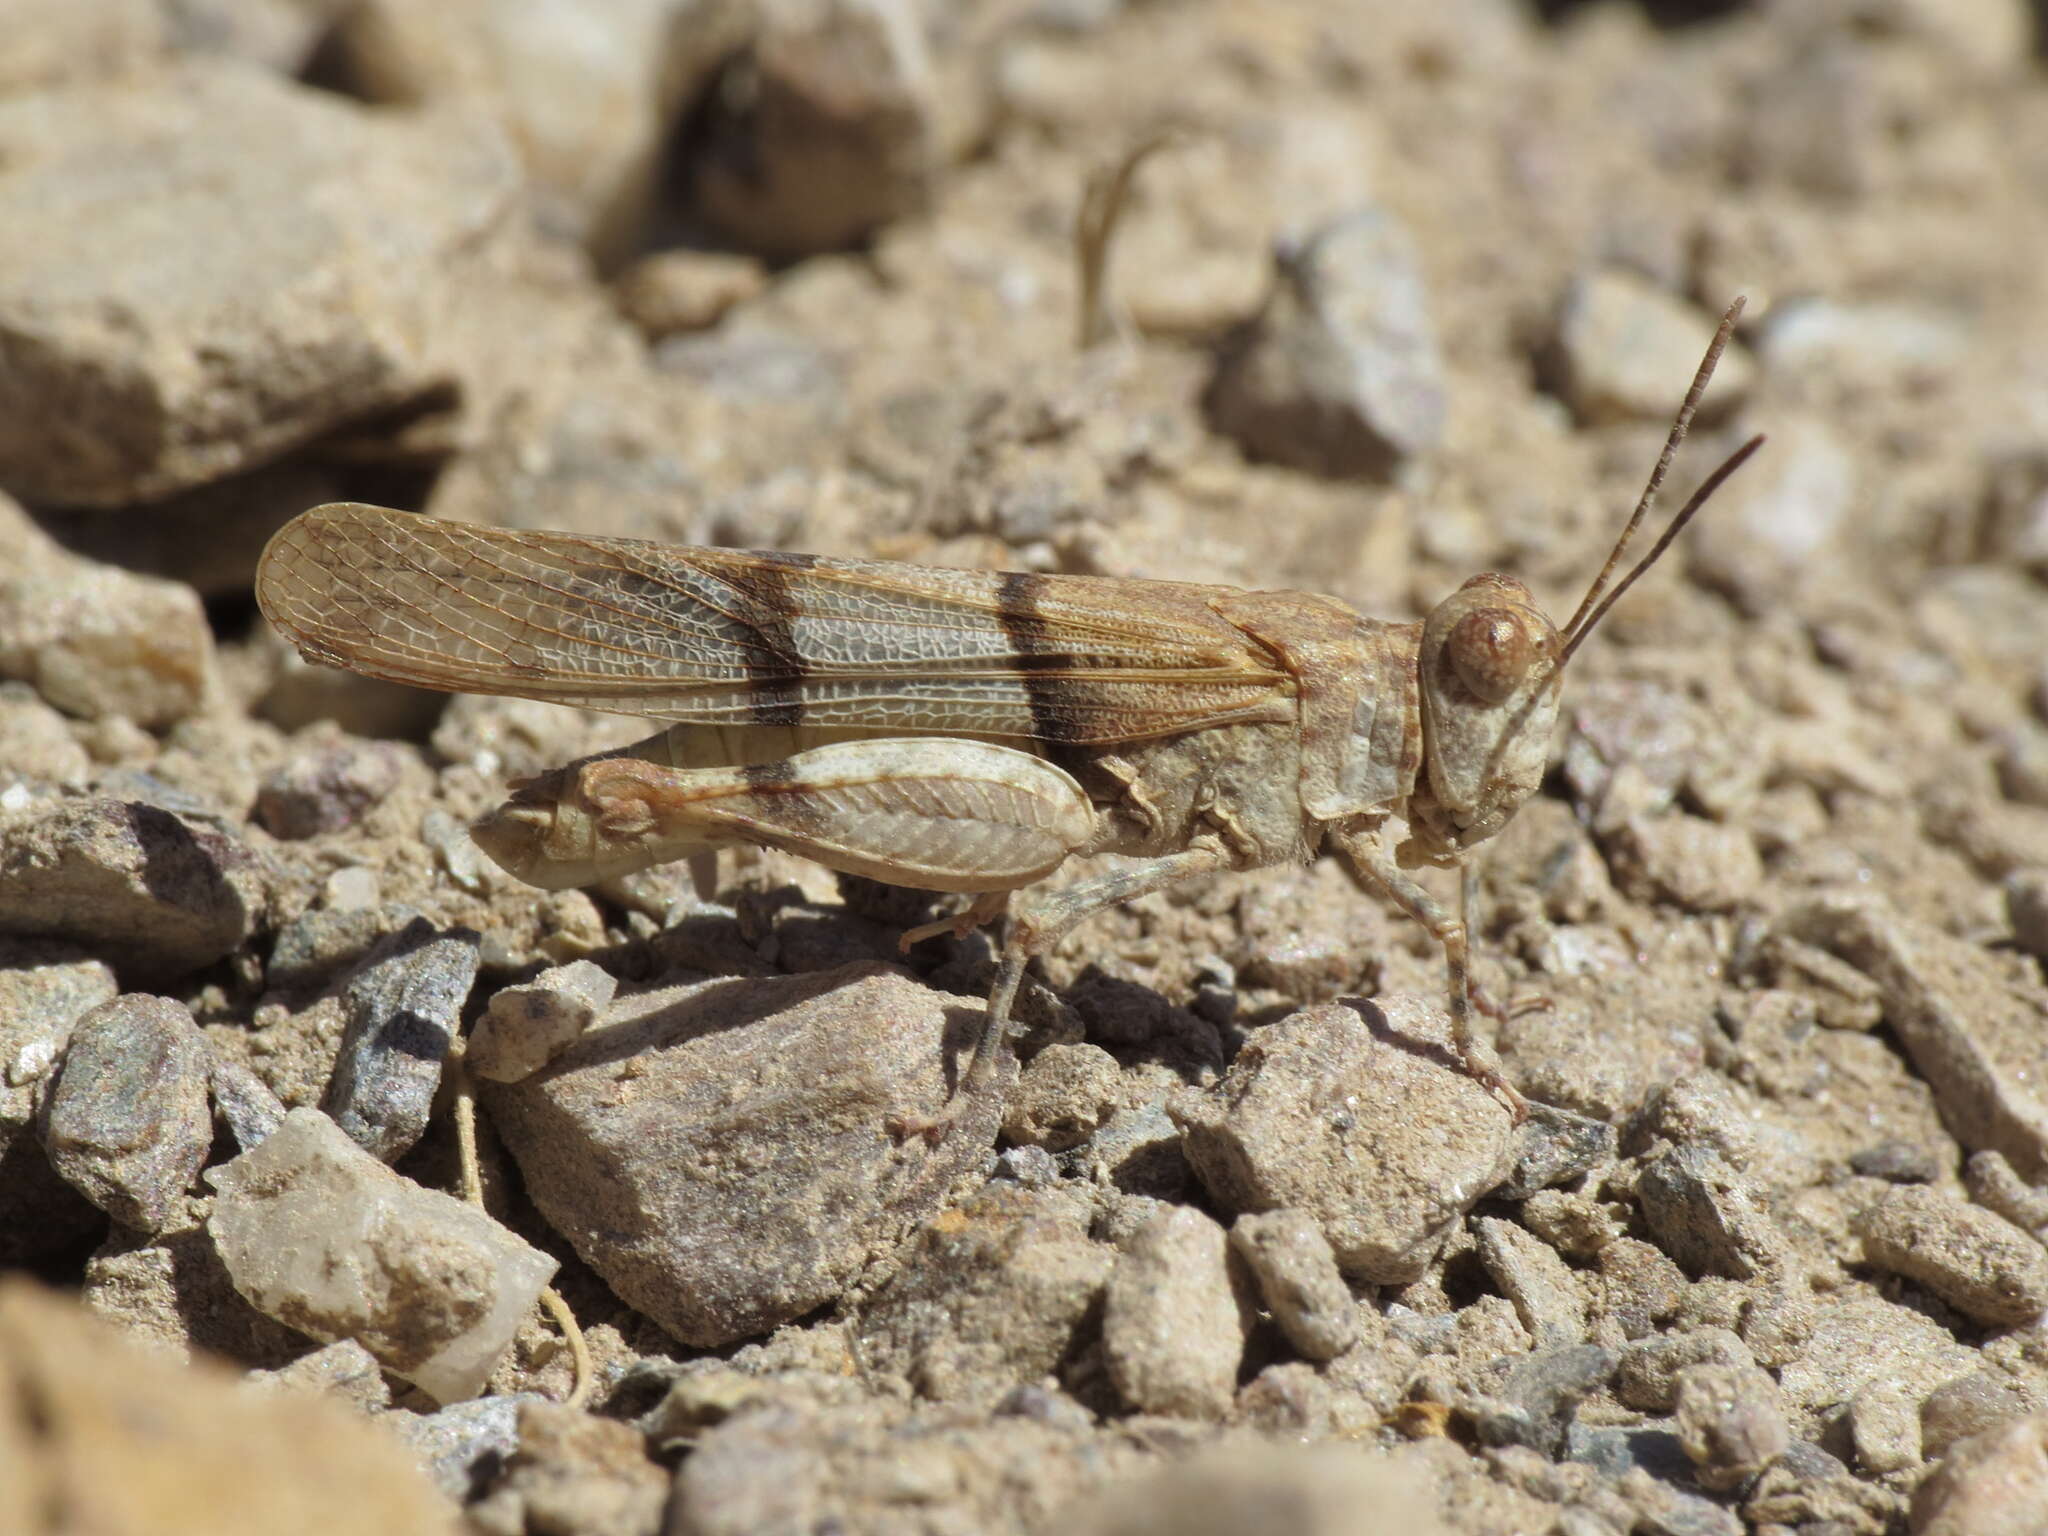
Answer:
[1404, 573, 1563, 865]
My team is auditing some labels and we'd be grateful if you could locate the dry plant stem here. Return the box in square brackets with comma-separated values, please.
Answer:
[449, 1049, 592, 1409]
[1075, 132, 1179, 350]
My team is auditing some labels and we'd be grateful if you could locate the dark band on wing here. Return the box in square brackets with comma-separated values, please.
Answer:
[734, 552, 818, 728]
[998, 571, 1087, 749]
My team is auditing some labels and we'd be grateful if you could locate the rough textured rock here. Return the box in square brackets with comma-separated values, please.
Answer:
[0, 797, 267, 977]
[1002, 1040, 1124, 1151]
[0, 1278, 460, 1536]
[1206, 207, 1446, 479]
[467, 959, 618, 1084]
[1229, 1208, 1359, 1363]
[0, 60, 516, 506]
[206, 1108, 557, 1403]
[1674, 1361, 1789, 1491]
[41, 995, 211, 1232]
[1175, 996, 1516, 1284]
[1635, 1145, 1786, 1280]
[481, 961, 1008, 1346]
[488, 1399, 669, 1536]
[321, 918, 480, 1162]
[857, 1184, 1111, 1402]
[1855, 1184, 2048, 1328]
[1101, 1205, 1251, 1419]
[0, 496, 214, 727]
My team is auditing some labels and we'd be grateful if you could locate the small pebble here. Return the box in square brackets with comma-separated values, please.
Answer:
[1547, 270, 1753, 427]
[466, 959, 617, 1084]
[1616, 1328, 1755, 1414]
[1635, 1145, 1786, 1280]
[1001, 1041, 1123, 1151]
[1102, 1205, 1251, 1420]
[1229, 1209, 1358, 1363]
[1910, 1411, 2048, 1536]
[1474, 1217, 1589, 1349]
[1673, 1361, 1789, 1491]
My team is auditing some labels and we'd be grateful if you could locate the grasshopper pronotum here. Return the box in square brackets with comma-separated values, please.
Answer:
[258, 303, 1761, 1135]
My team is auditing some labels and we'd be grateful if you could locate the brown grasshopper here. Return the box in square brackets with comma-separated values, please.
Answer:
[257, 302, 1761, 1135]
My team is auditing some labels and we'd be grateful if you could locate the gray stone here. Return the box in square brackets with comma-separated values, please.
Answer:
[482, 962, 1009, 1347]
[857, 1185, 1111, 1402]
[1002, 1041, 1124, 1151]
[1604, 814, 1763, 914]
[1850, 1139, 1944, 1184]
[1474, 1217, 1589, 1349]
[247, 1338, 392, 1414]
[1547, 270, 1752, 427]
[466, 959, 617, 1084]
[207, 1108, 557, 1404]
[321, 919, 479, 1162]
[1061, 1098, 1192, 1201]
[1175, 996, 1516, 1284]
[207, 1051, 288, 1151]
[42, 996, 211, 1233]
[1673, 1361, 1789, 1491]
[1475, 1344, 1620, 1458]
[1229, 1209, 1358, 1363]
[1497, 1104, 1615, 1201]
[0, 797, 268, 977]
[1635, 1145, 1786, 1280]
[385, 1392, 544, 1507]
[696, 0, 938, 258]
[1855, 1184, 2048, 1328]
[1206, 207, 1446, 480]
[1616, 1327, 1755, 1414]
[1102, 1206, 1252, 1420]
[1910, 1412, 2048, 1536]
[0, 60, 516, 506]
[0, 496, 214, 728]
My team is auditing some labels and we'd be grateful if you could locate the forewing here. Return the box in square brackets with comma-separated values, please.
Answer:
[256, 503, 1294, 744]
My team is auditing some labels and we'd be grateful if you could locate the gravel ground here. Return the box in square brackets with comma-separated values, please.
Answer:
[6, 2, 2048, 1533]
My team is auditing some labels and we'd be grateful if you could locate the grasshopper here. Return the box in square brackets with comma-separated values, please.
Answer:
[257, 302, 1761, 1135]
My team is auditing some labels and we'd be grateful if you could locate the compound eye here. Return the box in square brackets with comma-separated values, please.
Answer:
[1447, 607, 1535, 703]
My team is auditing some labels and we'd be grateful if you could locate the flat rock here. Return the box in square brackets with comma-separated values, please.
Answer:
[1473, 1216, 1589, 1349]
[0, 1278, 459, 1536]
[0, 495, 214, 727]
[321, 918, 480, 1162]
[1174, 996, 1516, 1284]
[207, 1108, 557, 1404]
[1206, 206, 1446, 480]
[0, 60, 515, 506]
[1790, 895, 2048, 1179]
[1102, 1206, 1251, 1419]
[0, 797, 268, 977]
[480, 961, 1009, 1347]
[1674, 1361, 1789, 1491]
[1635, 1144, 1787, 1280]
[42, 996, 211, 1233]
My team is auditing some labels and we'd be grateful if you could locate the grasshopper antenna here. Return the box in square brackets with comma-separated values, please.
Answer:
[1558, 297, 1765, 666]
[1075, 131, 1182, 350]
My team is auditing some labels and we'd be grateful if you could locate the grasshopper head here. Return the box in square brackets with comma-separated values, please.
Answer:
[1406, 573, 1563, 864]
[470, 766, 626, 890]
